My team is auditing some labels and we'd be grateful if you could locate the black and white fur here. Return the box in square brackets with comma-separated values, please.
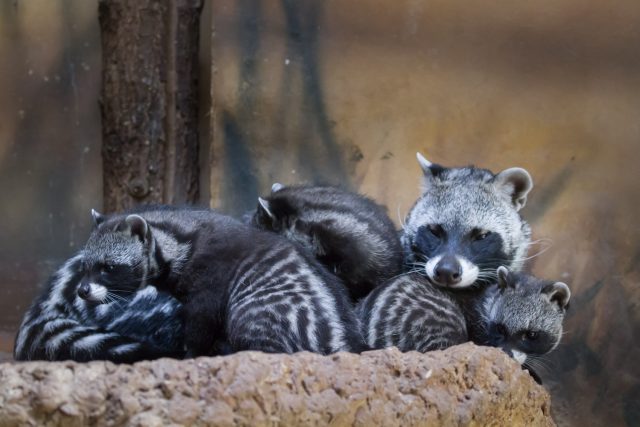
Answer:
[357, 273, 468, 352]
[402, 153, 533, 290]
[359, 266, 570, 382]
[85, 205, 365, 356]
[14, 253, 184, 363]
[472, 266, 570, 373]
[252, 184, 404, 300]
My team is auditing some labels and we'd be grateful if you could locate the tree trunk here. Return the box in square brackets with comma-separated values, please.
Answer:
[99, 0, 203, 212]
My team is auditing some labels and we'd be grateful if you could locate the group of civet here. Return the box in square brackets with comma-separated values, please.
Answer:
[14, 153, 570, 383]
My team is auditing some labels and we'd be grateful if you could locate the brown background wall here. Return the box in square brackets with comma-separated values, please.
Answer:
[0, 1, 638, 426]
[0, 1, 102, 357]
[209, 1, 640, 426]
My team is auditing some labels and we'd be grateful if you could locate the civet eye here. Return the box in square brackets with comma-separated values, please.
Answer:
[473, 229, 491, 241]
[427, 224, 443, 238]
[101, 263, 116, 274]
[523, 331, 539, 341]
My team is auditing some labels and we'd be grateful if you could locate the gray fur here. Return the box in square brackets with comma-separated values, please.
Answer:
[402, 153, 533, 288]
[82, 209, 195, 291]
[474, 267, 570, 366]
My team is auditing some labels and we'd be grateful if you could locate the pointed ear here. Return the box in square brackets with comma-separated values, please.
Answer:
[271, 183, 285, 193]
[416, 152, 433, 175]
[493, 167, 533, 211]
[497, 266, 510, 290]
[417, 152, 436, 190]
[258, 197, 275, 219]
[91, 209, 105, 227]
[125, 214, 150, 243]
[543, 282, 571, 310]
[253, 197, 276, 229]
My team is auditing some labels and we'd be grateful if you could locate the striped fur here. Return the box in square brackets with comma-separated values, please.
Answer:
[471, 267, 570, 368]
[358, 267, 569, 376]
[14, 255, 184, 362]
[252, 184, 404, 300]
[358, 273, 468, 352]
[87, 206, 365, 356]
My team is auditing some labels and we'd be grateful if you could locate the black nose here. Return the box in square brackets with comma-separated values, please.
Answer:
[78, 283, 90, 299]
[433, 256, 462, 286]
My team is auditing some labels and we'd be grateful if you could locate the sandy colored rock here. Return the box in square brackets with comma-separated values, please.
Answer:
[0, 343, 553, 426]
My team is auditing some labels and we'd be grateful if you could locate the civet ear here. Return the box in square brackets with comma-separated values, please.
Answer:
[496, 266, 511, 290]
[543, 282, 571, 310]
[493, 167, 533, 211]
[91, 209, 105, 227]
[124, 214, 150, 243]
[416, 152, 433, 174]
[271, 183, 285, 193]
[417, 152, 436, 190]
[258, 197, 275, 219]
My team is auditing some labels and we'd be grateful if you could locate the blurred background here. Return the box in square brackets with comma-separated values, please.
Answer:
[1, 1, 639, 425]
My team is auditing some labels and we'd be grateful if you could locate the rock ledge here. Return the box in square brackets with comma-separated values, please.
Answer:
[0, 343, 553, 426]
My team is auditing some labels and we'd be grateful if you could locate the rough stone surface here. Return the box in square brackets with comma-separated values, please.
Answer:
[0, 343, 553, 427]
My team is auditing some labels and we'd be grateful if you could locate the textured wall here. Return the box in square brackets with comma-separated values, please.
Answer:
[0, 2, 102, 357]
[209, 1, 640, 425]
